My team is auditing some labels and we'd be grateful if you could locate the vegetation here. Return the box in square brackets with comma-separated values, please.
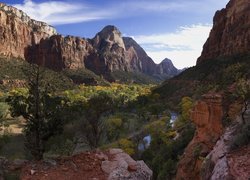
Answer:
[1, 53, 249, 179]
[154, 53, 250, 106]
[234, 78, 250, 124]
[111, 70, 160, 84]
[7, 65, 67, 160]
[141, 97, 195, 180]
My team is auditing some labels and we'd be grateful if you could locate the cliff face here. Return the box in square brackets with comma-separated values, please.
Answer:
[26, 35, 93, 71]
[0, 3, 179, 81]
[156, 58, 179, 77]
[0, 3, 56, 59]
[176, 94, 224, 180]
[123, 37, 156, 75]
[197, 0, 250, 64]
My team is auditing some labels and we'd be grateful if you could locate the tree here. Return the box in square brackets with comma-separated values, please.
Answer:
[7, 65, 65, 160]
[82, 92, 114, 148]
[105, 116, 123, 141]
[235, 78, 250, 124]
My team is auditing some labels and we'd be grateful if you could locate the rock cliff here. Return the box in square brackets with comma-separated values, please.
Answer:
[0, 3, 56, 59]
[176, 94, 224, 180]
[197, 0, 250, 64]
[0, 2, 179, 81]
[26, 35, 93, 71]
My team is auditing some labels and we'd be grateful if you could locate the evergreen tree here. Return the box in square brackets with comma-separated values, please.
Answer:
[7, 65, 65, 160]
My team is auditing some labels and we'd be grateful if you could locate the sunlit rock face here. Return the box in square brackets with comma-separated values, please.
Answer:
[0, 3, 56, 59]
[197, 0, 250, 64]
[176, 94, 224, 180]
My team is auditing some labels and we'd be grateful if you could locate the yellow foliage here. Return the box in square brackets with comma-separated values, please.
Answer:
[107, 117, 122, 128]
[180, 96, 193, 121]
[118, 138, 135, 155]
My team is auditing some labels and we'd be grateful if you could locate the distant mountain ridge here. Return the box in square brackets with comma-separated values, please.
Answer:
[0, 3, 180, 82]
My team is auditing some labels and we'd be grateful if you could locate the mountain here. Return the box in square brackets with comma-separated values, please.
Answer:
[0, 3, 179, 83]
[197, 0, 250, 64]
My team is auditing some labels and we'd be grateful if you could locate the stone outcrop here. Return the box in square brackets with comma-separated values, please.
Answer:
[197, 0, 250, 64]
[176, 94, 224, 180]
[0, 3, 56, 59]
[19, 149, 152, 180]
[102, 149, 152, 180]
[0, 2, 179, 81]
[201, 104, 250, 180]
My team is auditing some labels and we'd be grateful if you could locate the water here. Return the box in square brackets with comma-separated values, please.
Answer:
[138, 135, 151, 151]
[138, 112, 178, 151]
[170, 112, 178, 127]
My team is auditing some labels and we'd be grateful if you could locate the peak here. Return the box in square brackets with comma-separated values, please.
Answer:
[99, 25, 122, 35]
[161, 58, 172, 64]
[102, 25, 119, 31]
[93, 25, 125, 49]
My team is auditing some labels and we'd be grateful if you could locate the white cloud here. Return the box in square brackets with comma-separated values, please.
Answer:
[133, 24, 212, 69]
[12, 0, 228, 26]
[13, 0, 114, 25]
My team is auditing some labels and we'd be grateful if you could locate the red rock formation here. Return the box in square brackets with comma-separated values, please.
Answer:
[0, 3, 56, 59]
[197, 0, 250, 64]
[176, 94, 224, 180]
[26, 35, 93, 71]
[0, 4, 179, 80]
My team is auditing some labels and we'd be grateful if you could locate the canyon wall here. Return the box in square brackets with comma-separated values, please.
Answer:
[0, 3, 56, 59]
[197, 0, 250, 64]
[176, 94, 224, 180]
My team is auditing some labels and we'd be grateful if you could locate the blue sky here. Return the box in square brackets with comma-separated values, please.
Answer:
[3, 0, 229, 68]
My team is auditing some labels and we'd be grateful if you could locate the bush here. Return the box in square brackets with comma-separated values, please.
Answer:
[231, 122, 250, 149]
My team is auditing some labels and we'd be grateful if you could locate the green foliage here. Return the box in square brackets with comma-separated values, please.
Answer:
[0, 57, 74, 91]
[235, 78, 250, 101]
[105, 116, 123, 141]
[231, 122, 250, 149]
[45, 135, 75, 156]
[7, 65, 66, 160]
[81, 92, 115, 148]
[64, 83, 152, 112]
[141, 97, 195, 180]
[63, 68, 109, 86]
[0, 102, 9, 121]
[111, 70, 160, 84]
[174, 97, 194, 131]
[193, 144, 202, 159]
[153, 53, 250, 105]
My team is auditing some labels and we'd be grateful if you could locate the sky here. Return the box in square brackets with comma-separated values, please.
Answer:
[3, 0, 229, 68]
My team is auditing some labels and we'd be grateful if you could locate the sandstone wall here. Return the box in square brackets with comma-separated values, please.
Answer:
[197, 0, 250, 63]
[176, 94, 224, 180]
[0, 3, 56, 59]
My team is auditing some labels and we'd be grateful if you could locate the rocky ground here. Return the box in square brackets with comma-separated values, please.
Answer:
[12, 149, 152, 180]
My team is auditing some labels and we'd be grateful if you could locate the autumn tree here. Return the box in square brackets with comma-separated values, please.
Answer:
[82, 92, 114, 148]
[235, 78, 250, 124]
[7, 65, 65, 160]
[174, 96, 193, 131]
